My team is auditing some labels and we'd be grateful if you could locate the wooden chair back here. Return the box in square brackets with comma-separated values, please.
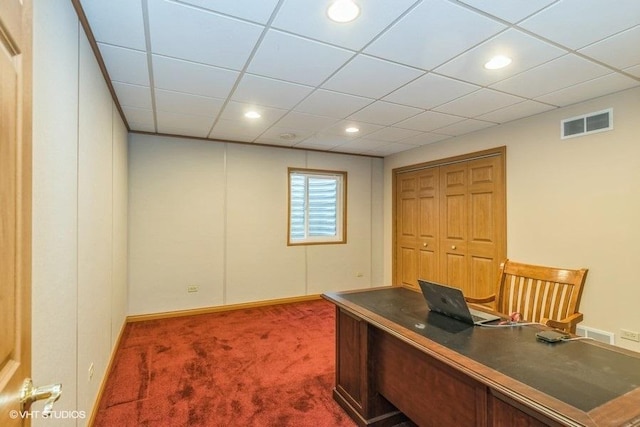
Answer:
[495, 259, 588, 333]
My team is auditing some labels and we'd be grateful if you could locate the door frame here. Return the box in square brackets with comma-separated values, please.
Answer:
[392, 146, 506, 287]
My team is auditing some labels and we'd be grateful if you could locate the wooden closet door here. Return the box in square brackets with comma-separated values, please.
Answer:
[439, 156, 504, 297]
[439, 163, 468, 290]
[396, 172, 419, 289]
[466, 156, 505, 298]
[395, 169, 439, 289]
[416, 169, 439, 284]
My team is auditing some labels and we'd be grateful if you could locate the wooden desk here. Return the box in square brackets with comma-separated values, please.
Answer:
[323, 287, 640, 427]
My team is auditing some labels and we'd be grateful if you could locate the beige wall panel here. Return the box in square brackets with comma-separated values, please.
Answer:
[385, 87, 640, 351]
[305, 153, 375, 293]
[371, 157, 385, 286]
[128, 134, 226, 314]
[77, 32, 114, 417]
[31, 1, 80, 424]
[225, 144, 307, 303]
[112, 104, 128, 346]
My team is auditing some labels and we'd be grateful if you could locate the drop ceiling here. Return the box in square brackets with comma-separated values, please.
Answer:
[78, 0, 640, 157]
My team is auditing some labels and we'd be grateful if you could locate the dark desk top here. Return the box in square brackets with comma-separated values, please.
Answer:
[324, 287, 640, 422]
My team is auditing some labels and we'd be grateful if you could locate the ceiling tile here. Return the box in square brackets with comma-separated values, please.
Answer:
[535, 73, 640, 107]
[98, 43, 149, 86]
[383, 73, 479, 109]
[332, 138, 390, 153]
[177, 0, 280, 24]
[434, 89, 524, 117]
[122, 106, 155, 127]
[365, 0, 506, 70]
[148, 0, 264, 70]
[295, 134, 345, 150]
[276, 111, 339, 132]
[155, 89, 225, 117]
[435, 118, 496, 136]
[247, 30, 354, 86]
[396, 111, 466, 132]
[434, 29, 566, 86]
[520, 0, 640, 49]
[491, 54, 611, 98]
[457, 0, 556, 23]
[294, 89, 373, 118]
[231, 74, 314, 110]
[476, 100, 556, 123]
[112, 82, 152, 110]
[209, 118, 268, 142]
[322, 55, 423, 98]
[364, 127, 424, 142]
[579, 25, 640, 71]
[272, 0, 418, 50]
[128, 121, 156, 133]
[156, 111, 213, 137]
[347, 101, 423, 126]
[366, 142, 419, 156]
[399, 132, 450, 146]
[626, 65, 640, 79]
[152, 55, 239, 99]
[80, 0, 146, 50]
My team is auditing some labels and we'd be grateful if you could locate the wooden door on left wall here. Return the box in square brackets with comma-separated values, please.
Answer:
[0, 1, 32, 425]
[395, 168, 440, 290]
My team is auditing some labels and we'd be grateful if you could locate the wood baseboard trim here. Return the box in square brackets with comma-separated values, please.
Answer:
[126, 294, 323, 323]
[87, 318, 127, 426]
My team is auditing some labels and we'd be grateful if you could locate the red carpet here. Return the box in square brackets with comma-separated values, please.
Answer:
[94, 299, 357, 427]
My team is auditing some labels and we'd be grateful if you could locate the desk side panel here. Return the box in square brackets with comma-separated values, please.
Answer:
[372, 326, 488, 427]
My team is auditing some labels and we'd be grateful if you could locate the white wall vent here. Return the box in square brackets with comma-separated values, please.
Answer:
[576, 325, 615, 345]
[561, 108, 613, 139]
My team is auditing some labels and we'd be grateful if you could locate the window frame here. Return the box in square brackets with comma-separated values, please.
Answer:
[287, 168, 347, 246]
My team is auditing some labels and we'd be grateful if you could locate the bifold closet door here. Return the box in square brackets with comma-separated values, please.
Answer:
[440, 156, 505, 297]
[395, 169, 439, 290]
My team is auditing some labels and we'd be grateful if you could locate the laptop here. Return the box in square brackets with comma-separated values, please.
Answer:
[418, 279, 500, 325]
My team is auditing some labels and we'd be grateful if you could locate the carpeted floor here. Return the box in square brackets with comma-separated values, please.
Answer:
[93, 299, 358, 426]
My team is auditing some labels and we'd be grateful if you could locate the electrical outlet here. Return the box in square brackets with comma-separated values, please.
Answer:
[187, 285, 199, 293]
[621, 329, 640, 342]
[88, 363, 95, 381]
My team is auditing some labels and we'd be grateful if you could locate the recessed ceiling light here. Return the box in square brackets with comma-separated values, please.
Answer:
[244, 111, 261, 119]
[345, 126, 359, 133]
[484, 55, 512, 70]
[327, 0, 360, 23]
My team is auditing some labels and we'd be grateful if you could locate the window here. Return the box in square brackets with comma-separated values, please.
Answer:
[288, 168, 347, 245]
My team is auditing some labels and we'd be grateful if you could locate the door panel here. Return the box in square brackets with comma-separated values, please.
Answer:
[0, 1, 32, 425]
[399, 247, 417, 287]
[469, 256, 495, 298]
[443, 253, 466, 290]
[418, 248, 438, 282]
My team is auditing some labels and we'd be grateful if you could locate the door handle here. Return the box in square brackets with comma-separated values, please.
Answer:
[20, 378, 62, 416]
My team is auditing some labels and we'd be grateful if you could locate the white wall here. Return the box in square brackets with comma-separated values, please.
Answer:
[128, 134, 384, 314]
[384, 87, 640, 352]
[32, 0, 128, 425]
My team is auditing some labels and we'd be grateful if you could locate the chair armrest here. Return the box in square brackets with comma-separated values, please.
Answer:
[465, 294, 496, 304]
[541, 312, 584, 334]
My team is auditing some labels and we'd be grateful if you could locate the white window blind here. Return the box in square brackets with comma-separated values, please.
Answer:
[288, 169, 346, 245]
